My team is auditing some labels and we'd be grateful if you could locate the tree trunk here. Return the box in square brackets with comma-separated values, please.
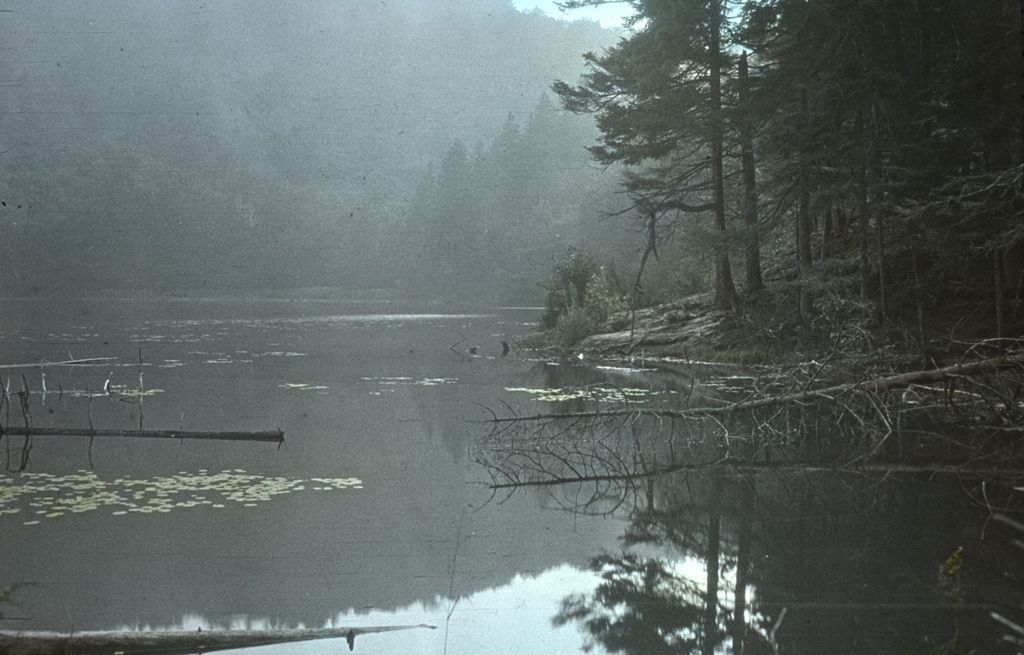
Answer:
[995, 248, 1005, 339]
[821, 199, 833, 261]
[739, 51, 763, 293]
[732, 488, 752, 655]
[911, 220, 924, 342]
[856, 109, 871, 304]
[870, 98, 886, 322]
[703, 478, 722, 655]
[798, 86, 813, 322]
[1015, 0, 1024, 191]
[710, 0, 738, 310]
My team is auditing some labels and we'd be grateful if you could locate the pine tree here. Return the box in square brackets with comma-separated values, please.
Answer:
[554, 0, 744, 309]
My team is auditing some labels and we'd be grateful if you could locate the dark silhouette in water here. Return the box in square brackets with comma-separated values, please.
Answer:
[346, 629, 355, 651]
[501, 340, 510, 357]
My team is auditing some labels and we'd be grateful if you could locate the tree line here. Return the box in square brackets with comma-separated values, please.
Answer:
[399, 94, 629, 301]
[550, 0, 1020, 336]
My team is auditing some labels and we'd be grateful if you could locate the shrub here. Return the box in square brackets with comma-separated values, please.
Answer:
[542, 248, 601, 329]
[554, 306, 599, 347]
[542, 248, 625, 346]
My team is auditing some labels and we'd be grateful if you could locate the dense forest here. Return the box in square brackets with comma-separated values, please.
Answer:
[527, 0, 1022, 347]
[2, 0, 1019, 335]
[0, 0, 621, 297]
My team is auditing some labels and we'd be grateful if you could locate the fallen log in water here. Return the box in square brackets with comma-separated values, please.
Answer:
[0, 625, 436, 655]
[0, 357, 118, 370]
[488, 350, 1024, 423]
[0, 427, 284, 444]
[487, 460, 1024, 489]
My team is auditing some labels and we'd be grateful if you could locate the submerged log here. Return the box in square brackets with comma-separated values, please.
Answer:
[487, 460, 1024, 489]
[489, 350, 1024, 423]
[0, 625, 437, 655]
[0, 357, 118, 370]
[0, 427, 284, 444]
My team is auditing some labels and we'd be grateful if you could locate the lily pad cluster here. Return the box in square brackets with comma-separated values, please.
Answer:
[362, 376, 459, 395]
[505, 386, 670, 403]
[278, 382, 330, 392]
[0, 470, 362, 526]
[362, 376, 458, 386]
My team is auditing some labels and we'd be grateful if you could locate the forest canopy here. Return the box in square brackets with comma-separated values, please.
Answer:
[544, 0, 1021, 338]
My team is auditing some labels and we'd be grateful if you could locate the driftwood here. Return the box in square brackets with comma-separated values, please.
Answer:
[0, 427, 284, 444]
[0, 624, 436, 655]
[489, 350, 1024, 423]
[487, 459, 1024, 489]
[0, 358, 117, 370]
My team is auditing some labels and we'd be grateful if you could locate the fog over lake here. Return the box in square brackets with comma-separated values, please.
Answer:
[1, 2, 1022, 654]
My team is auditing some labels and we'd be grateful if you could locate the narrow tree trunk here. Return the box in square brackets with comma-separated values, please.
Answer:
[798, 86, 813, 322]
[732, 489, 752, 655]
[1018, 0, 1024, 190]
[856, 109, 871, 305]
[911, 220, 924, 342]
[821, 198, 833, 260]
[995, 248, 1005, 339]
[703, 478, 722, 655]
[870, 98, 886, 322]
[710, 0, 738, 310]
[916, 0, 932, 92]
[739, 51, 763, 292]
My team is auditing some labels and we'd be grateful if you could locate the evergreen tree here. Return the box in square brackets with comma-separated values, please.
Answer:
[554, 0, 743, 308]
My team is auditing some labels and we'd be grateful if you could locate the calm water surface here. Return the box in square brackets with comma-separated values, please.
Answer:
[1, 298, 1020, 654]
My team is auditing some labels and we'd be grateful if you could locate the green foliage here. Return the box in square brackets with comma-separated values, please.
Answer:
[582, 270, 625, 327]
[553, 306, 601, 348]
[632, 231, 716, 308]
[558, 0, 1021, 339]
[542, 249, 600, 328]
[401, 94, 621, 301]
[542, 249, 626, 346]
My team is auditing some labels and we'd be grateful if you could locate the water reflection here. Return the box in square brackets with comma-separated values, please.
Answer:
[101, 564, 602, 655]
[530, 468, 1024, 654]
[5, 299, 1022, 652]
[2, 301, 626, 645]
[476, 367, 1024, 653]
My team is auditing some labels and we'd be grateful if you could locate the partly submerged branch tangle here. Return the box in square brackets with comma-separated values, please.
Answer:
[487, 351, 1024, 424]
[487, 460, 1024, 489]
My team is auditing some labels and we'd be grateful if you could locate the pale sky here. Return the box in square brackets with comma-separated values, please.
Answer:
[511, 0, 632, 29]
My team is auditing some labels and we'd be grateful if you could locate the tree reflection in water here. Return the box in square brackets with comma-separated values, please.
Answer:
[475, 371, 1024, 654]
[553, 552, 706, 655]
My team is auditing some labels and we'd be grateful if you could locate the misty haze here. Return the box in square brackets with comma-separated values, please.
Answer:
[1, 2, 1022, 654]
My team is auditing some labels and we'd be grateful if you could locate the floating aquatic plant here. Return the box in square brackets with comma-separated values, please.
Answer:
[504, 386, 670, 403]
[278, 382, 330, 392]
[1, 470, 362, 525]
[362, 376, 457, 386]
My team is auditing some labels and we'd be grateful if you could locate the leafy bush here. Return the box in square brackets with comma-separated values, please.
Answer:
[542, 249, 599, 328]
[542, 248, 625, 346]
[554, 306, 599, 347]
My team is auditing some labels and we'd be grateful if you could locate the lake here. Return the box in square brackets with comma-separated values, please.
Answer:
[1, 297, 1021, 654]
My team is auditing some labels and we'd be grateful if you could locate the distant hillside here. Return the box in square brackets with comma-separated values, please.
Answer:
[0, 0, 618, 294]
